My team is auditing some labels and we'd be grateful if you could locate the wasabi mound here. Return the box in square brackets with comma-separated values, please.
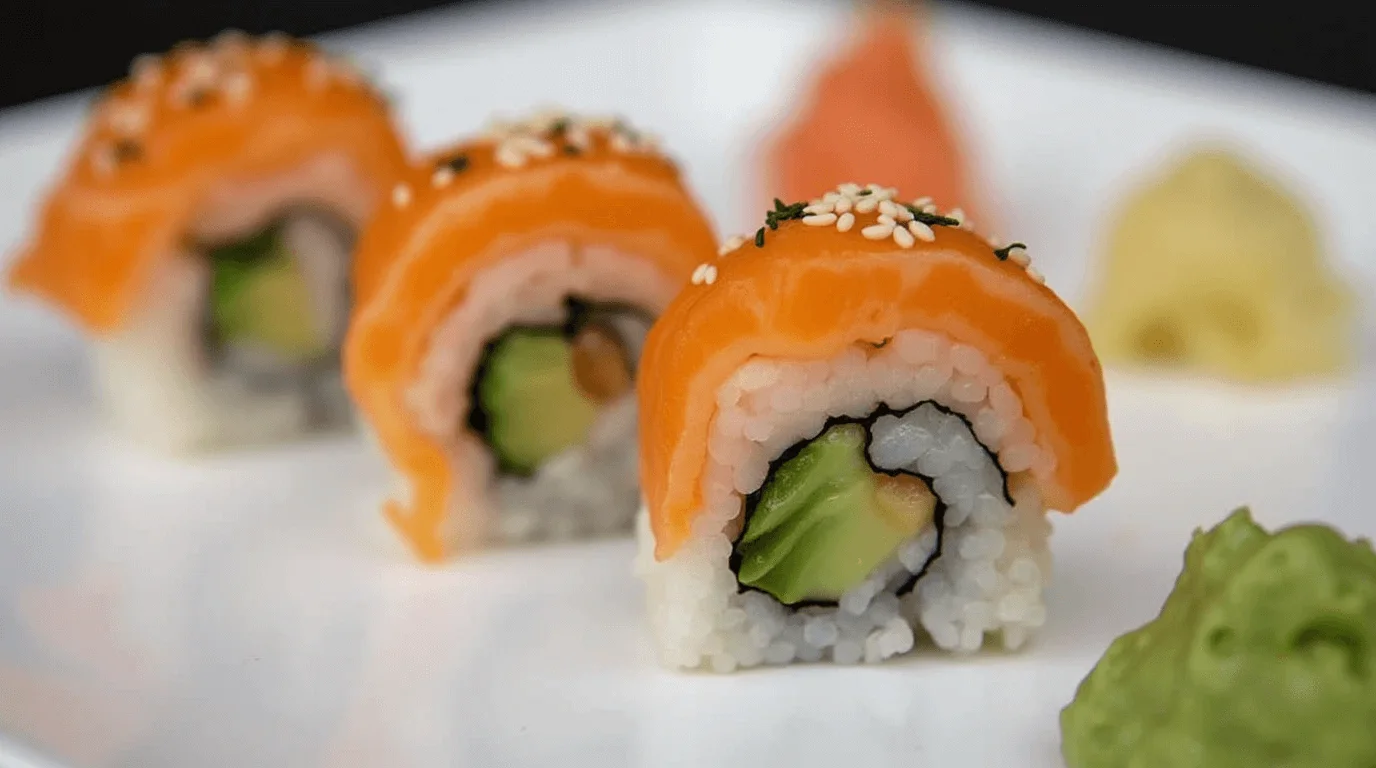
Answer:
[1061, 507, 1376, 768]
[1086, 148, 1357, 382]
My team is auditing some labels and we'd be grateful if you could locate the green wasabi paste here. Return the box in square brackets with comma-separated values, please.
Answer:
[1061, 507, 1376, 768]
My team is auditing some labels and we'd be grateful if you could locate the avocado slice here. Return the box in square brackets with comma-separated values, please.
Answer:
[736, 422, 938, 605]
[476, 329, 601, 475]
[210, 225, 328, 361]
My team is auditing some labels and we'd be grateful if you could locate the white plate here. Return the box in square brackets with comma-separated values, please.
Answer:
[1, 1, 1374, 766]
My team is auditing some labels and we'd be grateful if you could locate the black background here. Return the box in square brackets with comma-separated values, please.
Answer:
[0, 0, 1373, 110]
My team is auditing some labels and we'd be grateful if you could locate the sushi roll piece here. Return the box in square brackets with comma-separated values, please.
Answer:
[4, 33, 409, 453]
[635, 184, 1117, 671]
[344, 110, 718, 561]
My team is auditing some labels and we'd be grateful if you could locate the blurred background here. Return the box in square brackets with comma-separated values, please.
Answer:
[0, 1, 1373, 767]
[2, 0, 1374, 109]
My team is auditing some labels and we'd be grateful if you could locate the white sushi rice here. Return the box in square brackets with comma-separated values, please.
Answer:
[635, 331, 1057, 671]
[490, 395, 642, 543]
[406, 241, 678, 549]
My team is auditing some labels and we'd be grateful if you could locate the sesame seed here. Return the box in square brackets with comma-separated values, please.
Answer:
[912, 196, 933, 208]
[212, 29, 251, 59]
[90, 149, 116, 177]
[718, 235, 746, 256]
[921, 203, 938, 214]
[222, 72, 252, 105]
[862, 223, 894, 240]
[878, 200, 900, 218]
[106, 102, 149, 134]
[908, 221, 936, 242]
[822, 192, 842, 204]
[182, 53, 218, 84]
[431, 167, 454, 188]
[838, 183, 862, 196]
[877, 214, 896, 227]
[1008, 248, 1031, 266]
[691, 263, 710, 285]
[703, 264, 718, 284]
[855, 196, 879, 214]
[534, 109, 562, 126]
[804, 203, 833, 215]
[1026, 267, 1045, 284]
[893, 224, 916, 248]
[803, 213, 838, 226]
[392, 184, 412, 208]
[834, 196, 853, 214]
[259, 32, 290, 63]
[130, 54, 162, 90]
[567, 127, 591, 150]
[524, 139, 556, 159]
[948, 208, 966, 226]
[494, 145, 527, 168]
[836, 212, 856, 232]
[894, 206, 914, 223]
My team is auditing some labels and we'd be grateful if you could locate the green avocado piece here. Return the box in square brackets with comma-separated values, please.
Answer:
[476, 329, 599, 474]
[210, 226, 327, 360]
[736, 423, 936, 605]
[1060, 507, 1376, 768]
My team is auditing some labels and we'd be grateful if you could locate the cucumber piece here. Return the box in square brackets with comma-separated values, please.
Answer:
[476, 329, 599, 474]
[736, 422, 937, 605]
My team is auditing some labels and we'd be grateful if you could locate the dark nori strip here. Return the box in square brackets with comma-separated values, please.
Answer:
[729, 398, 1013, 607]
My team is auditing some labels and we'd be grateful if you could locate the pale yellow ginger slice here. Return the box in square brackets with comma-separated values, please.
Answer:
[1086, 147, 1357, 382]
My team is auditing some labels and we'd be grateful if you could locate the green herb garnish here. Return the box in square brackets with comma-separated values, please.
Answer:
[440, 154, 470, 174]
[610, 119, 640, 142]
[757, 198, 808, 242]
[904, 205, 961, 228]
[992, 242, 1027, 261]
[112, 139, 142, 164]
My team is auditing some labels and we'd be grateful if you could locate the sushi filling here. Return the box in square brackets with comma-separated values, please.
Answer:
[201, 207, 355, 433]
[636, 332, 1056, 671]
[468, 297, 651, 541]
[734, 419, 947, 606]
